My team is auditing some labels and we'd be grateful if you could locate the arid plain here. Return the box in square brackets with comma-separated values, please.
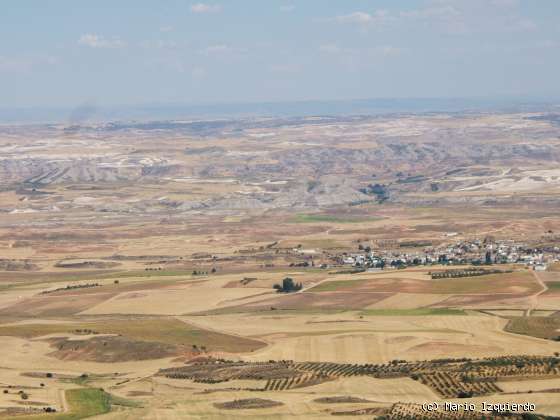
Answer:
[1, 112, 560, 419]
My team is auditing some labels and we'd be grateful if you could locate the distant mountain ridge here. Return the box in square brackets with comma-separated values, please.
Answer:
[1, 97, 559, 124]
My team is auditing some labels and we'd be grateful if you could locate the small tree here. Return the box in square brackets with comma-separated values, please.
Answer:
[273, 277, 303, 293]
[282, 277, 296, 291]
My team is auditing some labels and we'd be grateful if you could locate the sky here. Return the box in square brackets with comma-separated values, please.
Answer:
[1, 0, 560, 108]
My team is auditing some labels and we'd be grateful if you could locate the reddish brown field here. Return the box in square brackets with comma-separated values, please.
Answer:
[223, 291, 394, 312]
[311, 272, 540, 295]
[0, 293, 114, 317]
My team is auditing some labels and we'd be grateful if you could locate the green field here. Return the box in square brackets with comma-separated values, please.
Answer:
[545, 281, 560, 290]
[13, 388, 111, 420]
[505, 316, 560, 340]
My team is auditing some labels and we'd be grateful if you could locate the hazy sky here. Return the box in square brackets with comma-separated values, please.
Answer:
[2, 0, 559, 108]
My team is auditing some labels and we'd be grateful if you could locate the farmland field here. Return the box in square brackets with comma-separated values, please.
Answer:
[505, 316, 560, 340]
[1, 111, 560, 419]
[0, 317, 265, 359]
[310, 271, 540, 295]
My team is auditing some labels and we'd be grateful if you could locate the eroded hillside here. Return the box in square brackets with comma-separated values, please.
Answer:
[2, 113, 560, 217]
